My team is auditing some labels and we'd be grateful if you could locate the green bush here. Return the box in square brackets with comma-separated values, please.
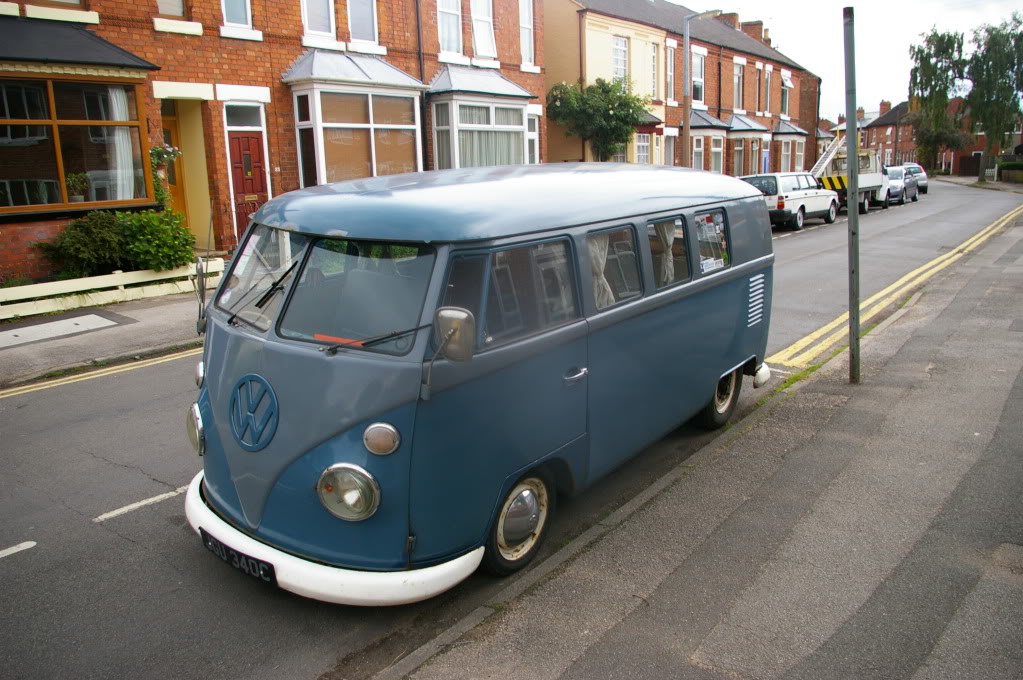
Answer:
[35, 209, 194, 278]
[121, 210, 195, 272]
[0, 275, 33, 288]
[997, 161, 1023, 171]
[35, 210, 128, 278]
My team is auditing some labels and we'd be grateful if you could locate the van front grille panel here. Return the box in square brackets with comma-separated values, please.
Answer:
[748, 274, 766, 327]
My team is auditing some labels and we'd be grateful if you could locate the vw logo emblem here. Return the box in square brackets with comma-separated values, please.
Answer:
[228, 374, 279, 452]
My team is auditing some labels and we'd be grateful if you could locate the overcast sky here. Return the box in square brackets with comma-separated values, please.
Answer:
[669, 0, 1020, 123]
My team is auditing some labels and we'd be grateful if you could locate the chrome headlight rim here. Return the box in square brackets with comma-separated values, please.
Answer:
[187, 402, 205, 456]
[363, 422, 400, 456]
[317, 463, 380, 522]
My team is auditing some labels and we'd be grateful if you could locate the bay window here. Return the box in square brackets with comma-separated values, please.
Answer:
[711, 136, 723, 173]
[636, 133, 650, 164]
[781, 139, 791, 172]
[692, 136, 704, 170]
[294, 87, 421, 186]
[0, 78, 150, 211]
[433, 99, 528, 169]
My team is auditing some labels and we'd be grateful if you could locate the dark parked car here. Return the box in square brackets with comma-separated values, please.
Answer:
[886, 166, 919, 205]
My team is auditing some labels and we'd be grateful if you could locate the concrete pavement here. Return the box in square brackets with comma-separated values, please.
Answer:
[375, 210, 1023, 679]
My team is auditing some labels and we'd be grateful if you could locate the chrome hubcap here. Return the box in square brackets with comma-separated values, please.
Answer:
[502, 489, 539, 545]
[714, 372, 737, 414]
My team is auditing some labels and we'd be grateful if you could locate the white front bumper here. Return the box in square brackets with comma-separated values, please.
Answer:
[184, 471, 484, 606]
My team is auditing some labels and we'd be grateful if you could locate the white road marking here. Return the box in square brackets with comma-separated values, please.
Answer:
[0, 541, 37, 559]
[0, 314, 117, 349]
[93, 486, 189, 523]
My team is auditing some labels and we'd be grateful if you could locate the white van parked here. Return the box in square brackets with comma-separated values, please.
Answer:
[739, 172, 839, 230]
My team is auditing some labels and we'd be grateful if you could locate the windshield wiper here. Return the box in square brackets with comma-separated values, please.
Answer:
[225, 261, 300, 327]
[319, 323, 432, 355]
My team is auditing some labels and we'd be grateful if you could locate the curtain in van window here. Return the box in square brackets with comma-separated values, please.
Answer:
[654, 219, 675, 286]
[587, 233, 616, 309]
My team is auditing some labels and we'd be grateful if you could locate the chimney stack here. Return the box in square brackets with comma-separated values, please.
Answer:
[740, 21, 763, 42]
[838, 114, 846, 124]
[856, 107, 865, 120]
[879, 100, 892, 115]
[715, 13, 739, 29]
[762, 28, 771, 46]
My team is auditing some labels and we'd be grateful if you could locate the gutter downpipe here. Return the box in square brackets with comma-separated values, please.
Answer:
[415, 0, 428, 168]
[717, 44, 724, 121]
[579, 9, 587, 160]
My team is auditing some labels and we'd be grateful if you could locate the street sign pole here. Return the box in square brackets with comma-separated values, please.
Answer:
[843, 7, 861, 384]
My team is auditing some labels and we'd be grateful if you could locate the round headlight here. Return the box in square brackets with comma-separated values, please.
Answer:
[186, 402, 205, 456]
[363, 422, 400, 455]
[317, 464, 380, 521]
[195, 361, 205, 388]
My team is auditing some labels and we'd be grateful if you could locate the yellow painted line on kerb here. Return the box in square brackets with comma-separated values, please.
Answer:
[768, 203, 1023, 369]
[0, 347, 202, 400]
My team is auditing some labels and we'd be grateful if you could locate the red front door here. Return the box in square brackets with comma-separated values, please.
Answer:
[229, 131, 268, 231]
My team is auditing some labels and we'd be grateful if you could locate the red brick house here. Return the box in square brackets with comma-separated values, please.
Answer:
[0, 0, 545, 280]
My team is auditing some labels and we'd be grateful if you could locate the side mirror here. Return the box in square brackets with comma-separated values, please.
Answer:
[817, 179, 824, 189]
[433, 307, 475, 362]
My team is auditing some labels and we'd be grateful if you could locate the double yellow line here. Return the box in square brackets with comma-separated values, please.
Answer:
[0, 347, 202, 400]
[768, 203, 1023, 369]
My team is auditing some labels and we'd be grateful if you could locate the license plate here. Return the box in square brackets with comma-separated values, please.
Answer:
[200, 528, 278, 586]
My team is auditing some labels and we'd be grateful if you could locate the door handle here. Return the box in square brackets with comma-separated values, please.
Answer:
[564, 367, 588, 384]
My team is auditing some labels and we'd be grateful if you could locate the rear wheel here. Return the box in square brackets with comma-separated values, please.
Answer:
[824, 201, 837, 224]
[789, 207, 805, 231]
[911, 190, 919, 202]
[481, 471, 554, 576]
[698, 369, 743, 429]
[881, 192, 890, 209]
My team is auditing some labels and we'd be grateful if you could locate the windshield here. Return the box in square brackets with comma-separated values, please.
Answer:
[279, 239, 436, 355]
[741, 176, 777, 196]
[888, 168, 904, 179]
[216, 224, 312, 330]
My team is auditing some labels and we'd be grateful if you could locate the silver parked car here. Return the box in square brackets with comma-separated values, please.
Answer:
[886, 166, 919, 205]
[903, 162, 928, 194]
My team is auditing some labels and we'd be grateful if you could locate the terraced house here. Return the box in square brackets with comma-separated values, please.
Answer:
[0, 0, 545, 279]
[544, 0, 821, 176]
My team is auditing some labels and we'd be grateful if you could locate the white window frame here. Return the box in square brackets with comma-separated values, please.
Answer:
[294, 85, 423, 186]
[526, 114, 539, 164]
[666, 47, 675, 102]
[692, 136, 704, 170]
[780, 84, 790, 116]
[612, 36, 628, 83]
[649, 43, 658, 98]
[519, 0, 534, 66]
[636, 133, 650, 164]
[795, 140, 804, 171]
[663, 135, 675, 166]
[470, 0, 497, 59]
[222, 0, 252, 28]
[301, 0, 336, 40]
[611, 148, 626, 163]
[438, 0, 463, 55]
[711, 136, 723, 173]
[781, 139, 791, 172]
[732, 63, 744, 111]
[347, 0, 378, 45]
[733, 140, 743, 176]
[432, 95, 529, 170]
[692, 53, 705, 104]
[764, 68, 772, 113]
[222, 102, 273, 237]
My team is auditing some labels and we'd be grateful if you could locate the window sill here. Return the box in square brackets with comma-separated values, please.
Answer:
[733, 109, 746, 115]
[24, 5, 98, 23]
[0, 202, 162, 224]
[692, 102, 708, 111]
[471, 58, 500, 69]
[220, 25, 262, 41]
[519, 64, 541, 74]
[667, 99, 679, 107]
[302, 34, 346, 50]
[780, 114, 791, 121]
[154, 17, 203, 35]
[0, 3, 19, 16]
[438, 52, 470, 66]
[348, 40, 386, 55]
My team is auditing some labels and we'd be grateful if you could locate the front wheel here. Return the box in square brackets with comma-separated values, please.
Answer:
[824, 201, 838, 224]
[698, 369, 743, 429]
[898, 190, 906, 205]
[859, 193, 870, 215]
[881, 192, 890, 209]
[481, 471, 554, 576]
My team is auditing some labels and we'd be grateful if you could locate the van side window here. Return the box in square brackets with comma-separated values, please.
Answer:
[694, 210, 729, 274]
[588, 227, 641, 309]
[647, 218, 691, 288]
[444, 240, 578, 349]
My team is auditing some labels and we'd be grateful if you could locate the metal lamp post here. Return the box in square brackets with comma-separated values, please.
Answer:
[681, 9, 720, 168]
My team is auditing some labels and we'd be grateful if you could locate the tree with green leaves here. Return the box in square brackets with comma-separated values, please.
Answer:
[966, 13, 1023, 154]
[547, 78, 650, 162]
[908, 29, 970, 170]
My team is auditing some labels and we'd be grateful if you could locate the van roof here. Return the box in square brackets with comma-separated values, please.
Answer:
[252, 163, 762, 242]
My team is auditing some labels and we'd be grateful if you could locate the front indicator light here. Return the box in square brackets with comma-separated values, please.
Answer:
[363, 422, 400, 455]
[195, 361, 205, 388]
[186, 402, 205, 456]
[317, 464, 380, 521]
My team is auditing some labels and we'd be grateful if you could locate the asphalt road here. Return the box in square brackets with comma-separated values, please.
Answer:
[1, 181, 1020, 680]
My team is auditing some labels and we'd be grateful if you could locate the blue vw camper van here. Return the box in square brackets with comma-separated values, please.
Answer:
[184, 163, 773, 606]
